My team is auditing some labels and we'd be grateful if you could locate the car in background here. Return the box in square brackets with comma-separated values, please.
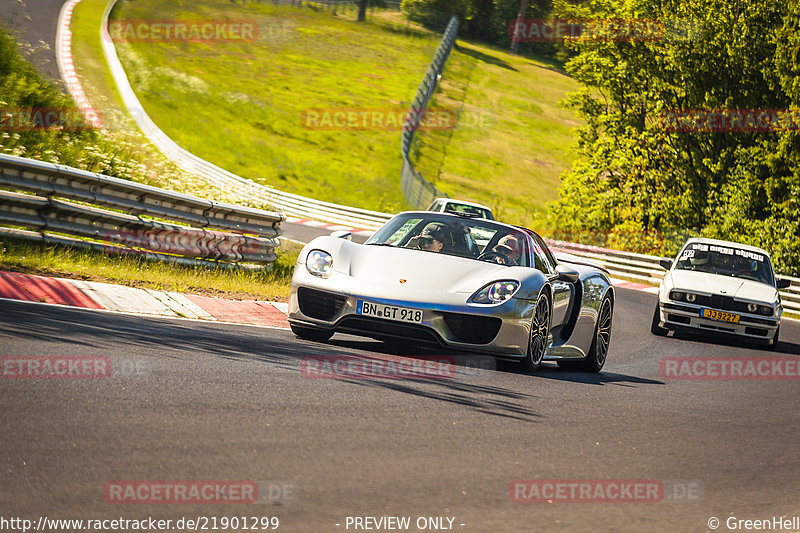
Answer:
[288, 211, 615, 372]
[427, 197, 494, 220]
[652, 238, 790, 348]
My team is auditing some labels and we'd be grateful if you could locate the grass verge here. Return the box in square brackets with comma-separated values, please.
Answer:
[104, 0, 579, 222]
[415, 43, 579, 226]
[0, 237, 301, 301]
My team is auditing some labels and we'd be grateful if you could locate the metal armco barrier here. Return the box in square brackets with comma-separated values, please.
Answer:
[0, 155, 282, 266]
[548, 239, 800, 314]
[400, 15, 459, 209]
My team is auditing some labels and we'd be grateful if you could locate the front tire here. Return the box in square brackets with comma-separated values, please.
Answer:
[576, 296, 613, 372]
[522, 292, 550, 373]
[290, 324, 334, 342]
[650, 303, 668, 336]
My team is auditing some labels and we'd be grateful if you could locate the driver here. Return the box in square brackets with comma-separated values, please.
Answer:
[492, 235, 521, 265]
[689, 249, 709, 268]
[408, 222, 448, 253]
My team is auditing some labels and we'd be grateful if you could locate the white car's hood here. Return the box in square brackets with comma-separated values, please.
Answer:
[346, 244, 511, 293]
[668, 270, 777, 303]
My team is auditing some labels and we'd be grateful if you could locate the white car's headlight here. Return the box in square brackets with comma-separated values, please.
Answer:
[746, 303, 774, 316]
[306, 250, 333, 278]
[471, 281, 520, 304]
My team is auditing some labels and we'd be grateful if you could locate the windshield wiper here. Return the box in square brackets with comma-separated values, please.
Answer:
[365, 242, 395, 247]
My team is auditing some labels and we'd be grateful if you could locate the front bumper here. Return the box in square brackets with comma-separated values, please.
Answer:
[656, 301, 779, 340]
[288, 280, 534, 357]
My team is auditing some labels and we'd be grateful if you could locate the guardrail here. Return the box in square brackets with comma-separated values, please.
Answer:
[0, 154, 282, 267]
[400, 14, 459, 209]
[548, 239, 800, 314]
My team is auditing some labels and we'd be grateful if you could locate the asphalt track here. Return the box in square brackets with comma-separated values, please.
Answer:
[2, 289, 800, 532]
[0, 0, 65, 80]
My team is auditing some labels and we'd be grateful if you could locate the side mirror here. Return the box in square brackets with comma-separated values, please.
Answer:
[555, 264, 580, 283]
[330, 230, 352, 241]
[776, 278, 791, 290]
[659, 258, 673, 270]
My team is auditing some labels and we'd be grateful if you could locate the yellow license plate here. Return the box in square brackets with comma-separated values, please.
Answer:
[701, 308, 740, 324]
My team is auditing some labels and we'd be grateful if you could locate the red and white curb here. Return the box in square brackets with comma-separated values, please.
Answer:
[56, 0, 103, 128]
[284, 217, 375, 238]
[0, 271, 290, 329]
[0, 271, 659, 330]
[611, 278, 659, 295]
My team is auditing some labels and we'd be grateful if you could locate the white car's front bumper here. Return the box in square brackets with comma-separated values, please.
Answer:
[656, 301, 780, 341]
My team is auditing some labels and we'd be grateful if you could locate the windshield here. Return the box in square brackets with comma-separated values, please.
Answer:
[674, 242, 775, 285]
[365, 213, 528, 266]
[443, 202, 492, 220]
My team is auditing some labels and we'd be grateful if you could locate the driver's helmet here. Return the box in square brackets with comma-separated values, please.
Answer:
[409, 222, 449, 249]
[689, 249, 709, 266]
[494, 235, 521, 261]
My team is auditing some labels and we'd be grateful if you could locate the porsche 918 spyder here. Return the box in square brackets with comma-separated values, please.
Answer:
[288, 212, 615, 372]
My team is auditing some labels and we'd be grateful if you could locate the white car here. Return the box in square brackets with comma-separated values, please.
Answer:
[652, 238, 791, 348]
[427, 197, 494, 220]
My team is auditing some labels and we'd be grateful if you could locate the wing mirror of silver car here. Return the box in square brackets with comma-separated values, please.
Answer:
[776, 278, 791, 290]
[555, 264, 580, 283]
[330, 230, 352, 241]
[659, 258, 674, 270]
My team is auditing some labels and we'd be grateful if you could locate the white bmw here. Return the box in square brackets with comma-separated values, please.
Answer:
[652, 238, 791, 348]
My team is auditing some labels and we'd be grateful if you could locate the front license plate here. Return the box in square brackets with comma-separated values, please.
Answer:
[357, 300, 423, 324]
[701, 308, 740, 324]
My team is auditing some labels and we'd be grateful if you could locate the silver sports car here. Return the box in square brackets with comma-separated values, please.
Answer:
[288, 212, 616, 372]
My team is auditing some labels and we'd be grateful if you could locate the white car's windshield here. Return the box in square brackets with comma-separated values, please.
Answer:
[365, 213, 528, 266]
[674, 242, 775, 285]
[443, 202, 493, 220]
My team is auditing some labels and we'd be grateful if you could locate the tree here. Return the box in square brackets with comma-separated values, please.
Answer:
[546, 0, 800, 274]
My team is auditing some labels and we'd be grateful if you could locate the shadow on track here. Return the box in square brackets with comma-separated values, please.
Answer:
[0, 302, 544, 421]
[667, 328, 800, 355]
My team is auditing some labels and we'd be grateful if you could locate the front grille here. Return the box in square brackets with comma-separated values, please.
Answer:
[297, 287, 347, 321]
[441, 312, 502, 344]
[336, 316, 442, 345]
[671, 294, 774, 317]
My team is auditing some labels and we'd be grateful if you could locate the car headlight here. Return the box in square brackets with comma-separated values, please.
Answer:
[471, 281, 520, 304]
[670, 290, 685, 301]
[747, 303, 758, 313]
[306, 250, 333, 278]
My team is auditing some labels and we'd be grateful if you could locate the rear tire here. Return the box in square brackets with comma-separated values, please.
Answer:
[290, 324, 334, 342]
[576, 296, 613, 372]
[650, 303, 668, 336]
[522, 292, 550, 373]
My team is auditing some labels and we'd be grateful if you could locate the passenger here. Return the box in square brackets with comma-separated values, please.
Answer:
[493, 235, 521, 265]
[408, 222, 448, 253]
